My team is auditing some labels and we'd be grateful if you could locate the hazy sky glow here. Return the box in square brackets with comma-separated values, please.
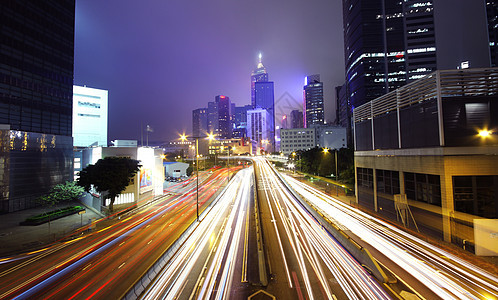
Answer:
[74, 0, 344, 142]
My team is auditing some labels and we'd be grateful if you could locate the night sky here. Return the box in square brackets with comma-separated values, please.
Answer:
[74, 0, 344, 143]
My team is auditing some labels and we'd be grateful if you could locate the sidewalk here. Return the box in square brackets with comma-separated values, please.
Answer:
[0, 202, 103, 257]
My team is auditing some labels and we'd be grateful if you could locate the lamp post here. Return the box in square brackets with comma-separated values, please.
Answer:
[180, 133, 215, 221]
[292, 151, 302, 173]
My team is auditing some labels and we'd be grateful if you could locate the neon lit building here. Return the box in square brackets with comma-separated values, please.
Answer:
[304, 75, 324, 127]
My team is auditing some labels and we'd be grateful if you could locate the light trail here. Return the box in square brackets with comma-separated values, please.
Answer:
[141, 167, 253, 300]
[255, 158, 391, 299]
[284, 173, 498, 300]
[0, 168, 230, 299]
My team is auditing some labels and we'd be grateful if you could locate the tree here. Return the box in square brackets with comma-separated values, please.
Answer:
[38, 181, 85, 207]
[77, 157, 141, 212]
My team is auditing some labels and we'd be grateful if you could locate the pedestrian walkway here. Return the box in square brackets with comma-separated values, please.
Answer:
[0, 202, 103, 257]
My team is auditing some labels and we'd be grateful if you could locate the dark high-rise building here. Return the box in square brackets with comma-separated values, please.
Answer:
[304, 75, 324, 127]
[207, 101, 218, 136]
[234, 105, 252, 126]
[216, 95, 232, 139]
[192, 108, 208, 137]
[232, 105, 252, 138]
[251, 54, 275, 151]
[486, 1, 498, 67]
[342, 0, 490, 111]
[290, 110, 303, 129]
[0, 1, 75, 213]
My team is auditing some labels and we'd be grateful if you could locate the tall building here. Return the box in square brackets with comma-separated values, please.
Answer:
[304, 75, 324, 127]
[247, 108, 271, 154]
[73, 85, 108, 147]
[342, 0, 490, 112]
[251, 53, 269, 107]
[340, 0, 491, 146]
[216, 95, 232, 139]
[251, 53, 275, 151]
[290, 110, 304, 129]
[486, 1, 498, 67]
[192, 108, 208, 137]
[207, 101, 218, 136]
[0, 1, 75, 213]
[233, 105, 252, 138]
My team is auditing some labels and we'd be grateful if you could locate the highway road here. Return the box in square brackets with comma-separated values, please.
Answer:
[284, 172, 498, 300]
[0, 167, 234, 299]
[253, 157, 390, 299]
[141, 166, 257, 299]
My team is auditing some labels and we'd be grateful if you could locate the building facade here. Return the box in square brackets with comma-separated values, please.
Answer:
[247, 108, 271, 154]
[290, 109, 304, 129]
[280, 128, 316, 155]
[0, 1, 75, 213]
[192, 108, 208, 138]
[80, 147, 164, 212]
[353, 68, 498, 253]
[73, 85, 108, 147]
[304, 75, 324, 127]
[251, 54, 275, 152]
[280, 125, 347, 155]
[340, 0, 490, 146]
[207, 101, 218, 136]
[216, 95, 232, 139]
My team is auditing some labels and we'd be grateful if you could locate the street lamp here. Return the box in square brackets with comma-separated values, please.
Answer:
[323, 147, 338, 181]
[292, 151, 302, 173]
[180, 133, 215, 221]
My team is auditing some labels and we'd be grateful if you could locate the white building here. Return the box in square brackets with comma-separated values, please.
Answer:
[280, 128, 317, 154]
[79, 146, 164, 212]
[280, 125, 347, 154]
[73, 85, 108, 147]
[164, 162, 189, 178]
[247, 108, 271, 154]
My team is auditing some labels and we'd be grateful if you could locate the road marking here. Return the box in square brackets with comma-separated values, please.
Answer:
[118, 262, 126, 269]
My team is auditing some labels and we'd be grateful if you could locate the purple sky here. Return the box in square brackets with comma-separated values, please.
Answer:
[74, 0, 345, 142]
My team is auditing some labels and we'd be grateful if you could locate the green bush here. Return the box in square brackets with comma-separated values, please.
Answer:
[23, 206, 84, 224]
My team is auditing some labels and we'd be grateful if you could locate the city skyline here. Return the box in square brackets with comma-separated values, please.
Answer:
[74, 0, 344, 142]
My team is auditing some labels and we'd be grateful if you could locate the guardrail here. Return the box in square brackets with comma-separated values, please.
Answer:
[252, 166, 268, 286]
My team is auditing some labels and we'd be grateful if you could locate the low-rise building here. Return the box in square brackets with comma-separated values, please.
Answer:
[280, 125, 347, 154]
[79, 146, 164, 212]
[164, 162, 189, 178]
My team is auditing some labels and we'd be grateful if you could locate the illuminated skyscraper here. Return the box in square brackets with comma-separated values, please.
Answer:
[304, 75, 324, 127]
[250, 53, 275, 151]
[251, 53, 269, 108]
[340, 0, 490, 141]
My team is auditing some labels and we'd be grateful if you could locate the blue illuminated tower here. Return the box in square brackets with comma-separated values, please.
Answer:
[250, 53, 275, 151]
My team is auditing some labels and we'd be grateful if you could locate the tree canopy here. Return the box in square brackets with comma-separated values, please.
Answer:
[38, 181, 85, 208]
[77, 156, 141, 212]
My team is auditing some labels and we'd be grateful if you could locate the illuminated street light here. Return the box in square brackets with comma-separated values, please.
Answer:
[478, 129, 491, 138]
[323, 147, 329, 153]
[179, 132, 213, 222]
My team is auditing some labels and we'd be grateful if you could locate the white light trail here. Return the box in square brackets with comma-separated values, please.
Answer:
[284, 174, 498, 300]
